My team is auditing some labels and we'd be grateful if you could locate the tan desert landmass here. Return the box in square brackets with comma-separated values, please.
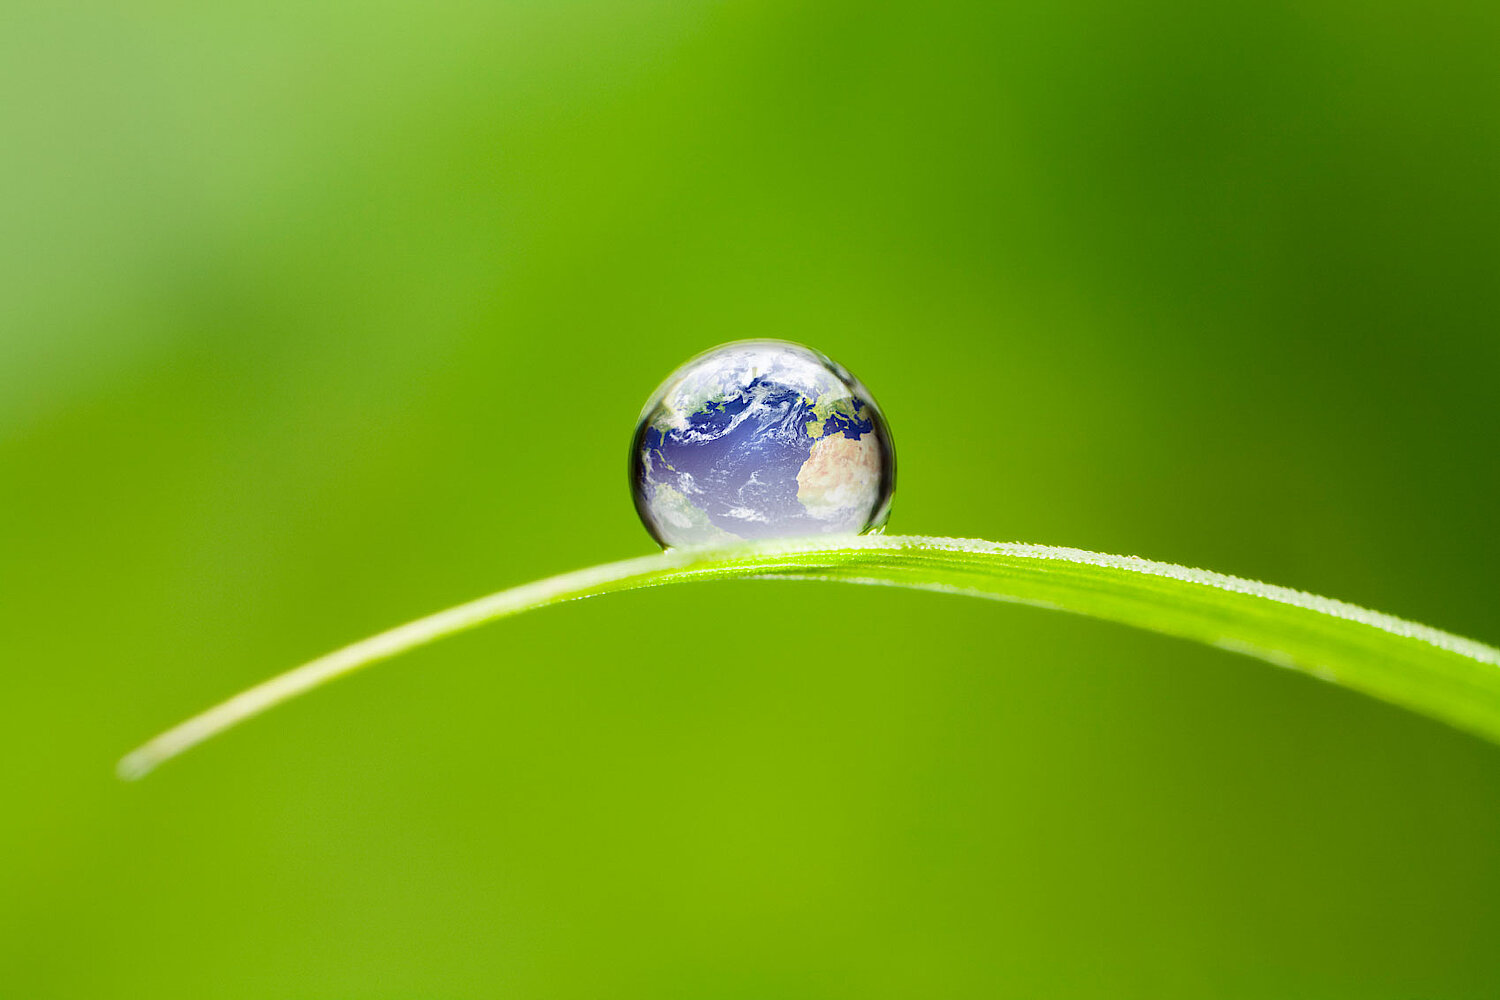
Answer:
[796, 432, 881, 518]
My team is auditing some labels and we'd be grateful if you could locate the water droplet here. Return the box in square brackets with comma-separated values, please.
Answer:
[631, 340, 895, 549]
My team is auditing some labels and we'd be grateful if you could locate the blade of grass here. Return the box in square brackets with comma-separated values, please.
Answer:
[118, 535, 1500, 778]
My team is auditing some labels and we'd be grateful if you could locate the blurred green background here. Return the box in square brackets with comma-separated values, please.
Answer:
[4, 0, 1499, 996]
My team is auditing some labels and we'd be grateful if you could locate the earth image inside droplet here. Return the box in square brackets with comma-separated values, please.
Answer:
[631, 340, 895, 549]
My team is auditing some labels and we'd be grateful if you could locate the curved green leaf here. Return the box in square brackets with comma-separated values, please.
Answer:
[118, 535, 1500, 778]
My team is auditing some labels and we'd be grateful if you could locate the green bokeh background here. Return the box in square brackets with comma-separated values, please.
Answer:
[5, 1, 1499, 996]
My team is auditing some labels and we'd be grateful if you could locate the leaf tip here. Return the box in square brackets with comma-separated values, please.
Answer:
[116, 749, 156, 782]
